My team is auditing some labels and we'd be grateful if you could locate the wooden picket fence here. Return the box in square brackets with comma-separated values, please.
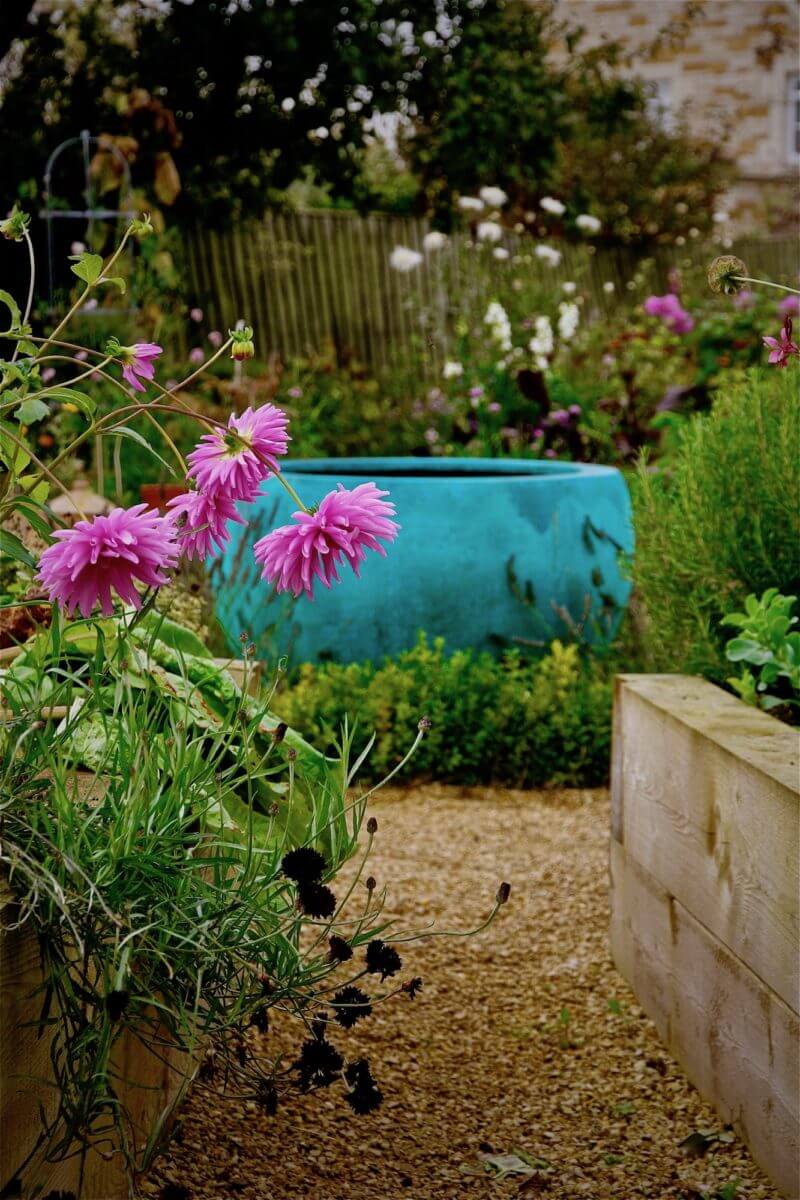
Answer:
[180, 210, 799, 374]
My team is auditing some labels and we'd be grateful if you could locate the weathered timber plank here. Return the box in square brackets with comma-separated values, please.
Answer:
[610, 838, 800, 1199]
[612, 674, 800, 1011]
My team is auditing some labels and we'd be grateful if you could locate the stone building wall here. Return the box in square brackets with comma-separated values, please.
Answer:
[549, 0, 799, 233]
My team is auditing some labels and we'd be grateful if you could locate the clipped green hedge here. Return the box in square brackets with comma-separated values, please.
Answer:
[276, 634, 612, 788]
[633, 368, 800, 681]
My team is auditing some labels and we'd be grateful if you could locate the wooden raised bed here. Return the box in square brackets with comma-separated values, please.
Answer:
[610, 674, 800, 1198]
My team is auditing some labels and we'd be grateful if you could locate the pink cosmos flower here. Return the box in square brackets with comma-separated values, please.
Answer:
[190, 307, 204, 322]
[119, 343, 163, 392]
[36, 504, 178, 618]
[253, 482, 399, 600]
[186, 404, 290, 502]
[167, 488, 245, 560]
[763, 317, 800, 368]
[779, 295, 799, 318]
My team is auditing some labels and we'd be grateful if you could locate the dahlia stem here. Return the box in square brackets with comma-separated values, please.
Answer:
[36, 226, 134, 358]
[732, 276, 800, 296]
[10, 231, 35, 364]
[273, 471, 310, 514]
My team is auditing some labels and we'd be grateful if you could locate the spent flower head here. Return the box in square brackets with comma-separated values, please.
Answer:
[230, 325, 255, 361]
[0, 206, 30, 242]
[129, 212, 154, 240]
[707, 255, 748, 295]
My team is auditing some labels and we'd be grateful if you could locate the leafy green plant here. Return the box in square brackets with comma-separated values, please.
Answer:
[632, 368, 800, 680]
[723, 589, 800, 715]
[277, 634, 613, 788]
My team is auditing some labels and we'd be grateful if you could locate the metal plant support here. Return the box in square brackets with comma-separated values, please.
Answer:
[39, 130, 136, 497]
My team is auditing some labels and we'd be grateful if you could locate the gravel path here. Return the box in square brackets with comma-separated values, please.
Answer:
[144, 785, 778, 1200]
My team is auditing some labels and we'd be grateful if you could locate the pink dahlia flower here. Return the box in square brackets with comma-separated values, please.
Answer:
[763, 317, 800, 368]
[254, 482, 399, 599]
[186, 404, 290, 502]
[167, 488, 245, 560]
[36, 504, 178, 618]
[119, 342, 163, 392]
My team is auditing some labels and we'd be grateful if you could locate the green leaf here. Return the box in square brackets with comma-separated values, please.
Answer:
[0, 418, 31, 472]
[69, 252, 104, 286]
[0, 528, 36, 568]
[15, 397, 50, 425]
[111, 425, 176, 476]
[7, 494, 55, 539]
[98, 275, 127, 294]
[18, 474, 50, 503]
[43, 387, 96, 418]
[0, 290, 21, 331]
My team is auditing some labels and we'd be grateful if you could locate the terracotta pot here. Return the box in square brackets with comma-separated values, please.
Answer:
[140, 483, 188, 510]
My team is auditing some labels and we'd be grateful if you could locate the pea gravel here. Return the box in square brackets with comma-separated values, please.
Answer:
[143, 785, 779, 1200]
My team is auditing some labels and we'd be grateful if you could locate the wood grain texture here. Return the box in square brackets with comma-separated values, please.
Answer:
[610, 839, 800, 1200]
[612, 674, 800, 1010]
[1, 875, 192, 1199]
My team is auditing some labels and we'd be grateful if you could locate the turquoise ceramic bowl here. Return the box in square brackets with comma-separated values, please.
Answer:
[215, 457, 633, 664]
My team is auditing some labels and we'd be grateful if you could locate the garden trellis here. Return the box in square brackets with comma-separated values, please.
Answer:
[182, 210, 799, 375]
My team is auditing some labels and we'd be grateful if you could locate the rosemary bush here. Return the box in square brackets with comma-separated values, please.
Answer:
[632, 368, 800, 680]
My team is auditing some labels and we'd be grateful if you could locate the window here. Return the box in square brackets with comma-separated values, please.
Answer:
[788, 72, 800, 163]
[645, 77, 674, 133]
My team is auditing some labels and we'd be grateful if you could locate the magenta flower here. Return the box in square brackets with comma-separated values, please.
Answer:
[779, 295, 799, 318]
[253, 482, 399, 599]
[189, 347, 204, 365]
[643, 293, 694, 335]
[36, 505, 178, 618]
[118, 342, 163, 392]
[763, 317, 800, 368]
[167, 488, 245, 561]
[186, 404, 290, 502]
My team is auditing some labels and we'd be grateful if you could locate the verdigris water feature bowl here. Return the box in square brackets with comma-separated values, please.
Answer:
[215, 457, 633, 664]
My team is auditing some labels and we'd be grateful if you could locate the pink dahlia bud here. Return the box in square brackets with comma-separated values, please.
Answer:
[253, 482, 399, 599]
[107, 338, 163, 392]
[186, 403, 290, 502]
[167, 488, 245, 560]
[36, 505, 179, 618]
[230, 325, 255, 361]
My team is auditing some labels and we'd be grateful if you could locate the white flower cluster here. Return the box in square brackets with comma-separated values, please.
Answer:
[458, 196, 484, 212]
[479, 185, 508, 208]
[540, 197, 566, 216]
[423, 230, 448, 251]
[477, 220, 503, 243]
[390, 245, 423, 272]
[484, 300, 512, 352]
[528, 315, 554, 369]
[534, 244, 562, 268]
[442, 360, 463, 379]
[575, 213, 601, 234]
[557, 301, 580, 341]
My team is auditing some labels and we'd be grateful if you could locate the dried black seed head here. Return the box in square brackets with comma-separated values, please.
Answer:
[332, 986, 372, 1029]
[496, 881, 512, 905]
[402, 976, 423, 999]
[366, 875, 377, 893]
[296, 1038, 344, 1089]
[366, 816, 378, 834]
[328, 935, 353, 964]
[250, 1005, 270, 1034]
[260, 974, 275, 996]
[255, 1080, 278, 1115]
[270, 722, 288, 744]
[310, 1012, 329, 1041]
[297, 880, 337, 919]
[159, 1185, 190, 1200]
[344, 1059, 383, 1114]
[418, 715, 432, 732]
[365, 938, 402, 981]
[104, 989, 129, 1022]
[281, 846, 326, 884]
[287, 747, 297, 761]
